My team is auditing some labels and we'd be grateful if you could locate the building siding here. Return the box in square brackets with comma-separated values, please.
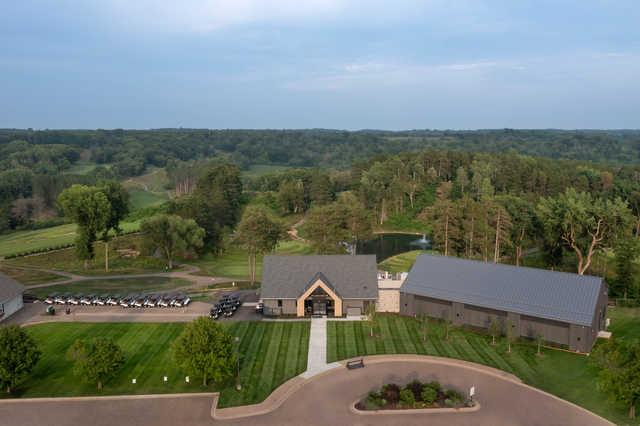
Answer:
[400, 290, 603, 352]
[0, 295, 23, 322]
[263, 298, 297, 316]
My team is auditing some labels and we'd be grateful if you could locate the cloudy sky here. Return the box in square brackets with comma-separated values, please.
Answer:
[1, 0, 639, 129]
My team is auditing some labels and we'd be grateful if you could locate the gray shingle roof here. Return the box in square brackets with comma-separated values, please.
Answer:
[261, 255, 378, 299]
[402, 254, 604, 327]
[0, 272, 25, 303]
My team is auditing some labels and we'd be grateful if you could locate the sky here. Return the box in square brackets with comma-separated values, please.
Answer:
[1, 0, 639, 130]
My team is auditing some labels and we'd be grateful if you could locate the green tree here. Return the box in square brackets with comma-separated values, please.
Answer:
[172, 317, 236, 386]
[421, 182, 458, 256]
[613, 238, 640, 299]
[58, 185, 110, 269]
[141, 214, 205, 269]
[488, 317, 501, 346]
[498, 195, 536, 266]
[67, 337, 125, 390]
[337, 192, 372, 254]
[537, 189, 632, 275]
[593, 339, 640, 419]
[0, 325, 41, 394]
[99, 181, 130, 272]
[304, 204, 348, 254]
[418, 313, 429, 342]
[234, 205, 286, 283]
[505, 320, 516, 354]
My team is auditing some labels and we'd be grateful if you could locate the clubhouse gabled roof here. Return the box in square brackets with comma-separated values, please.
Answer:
[402, 254, 604, 327]
[0, 272, 25, 303]
[261, 255, 378, 299]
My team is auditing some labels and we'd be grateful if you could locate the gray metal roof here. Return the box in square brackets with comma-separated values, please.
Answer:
[402, 254, 604, 327]
[0, 272, 25, 303]
[261, 255, 378, 299]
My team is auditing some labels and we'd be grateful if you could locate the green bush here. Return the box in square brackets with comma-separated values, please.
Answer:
[421, 386, 438, 404]
[406, 379, 423, 400]
[382, 383, 400, 404]
[425, 380, 442, 393]
[444, 398, 455, 407]
[399, 389, 415, 407]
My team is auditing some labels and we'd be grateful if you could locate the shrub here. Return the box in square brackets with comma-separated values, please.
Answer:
[444, 398, 455, 407]
[382, 383, 401, 404]
[399, 389, 415, 407]
[406, 379, 423, 400]
[445, 389, 464, 403]
[365, 391, 384, 409]
[425, 380, 442, 393]
[421, 386, 438, 404]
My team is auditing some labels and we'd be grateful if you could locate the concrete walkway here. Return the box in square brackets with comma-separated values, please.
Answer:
[301, 317, 340, 378]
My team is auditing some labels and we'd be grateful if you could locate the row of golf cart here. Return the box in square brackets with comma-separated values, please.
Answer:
[210, 294, 241, 319]
[42, 292, 191, 308]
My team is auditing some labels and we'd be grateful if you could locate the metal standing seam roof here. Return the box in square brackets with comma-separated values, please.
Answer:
[0, 272, 25, 302]
[401, 254, 604, 327]
[261, 255, 378, 299]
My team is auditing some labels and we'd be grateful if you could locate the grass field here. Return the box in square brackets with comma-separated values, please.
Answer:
[193, 240, 313, 279]
[0, 264, 64, 285]
[15, 321, 309, 408]
[28, 277, 192, 299]
[377, 250, 429, 272]
[128, 188, 169, 210]
[328, 314, 636, 425]
[0, 221, 141, 258]
[123, 167, 170, 193]
[3, 234, 167, 276]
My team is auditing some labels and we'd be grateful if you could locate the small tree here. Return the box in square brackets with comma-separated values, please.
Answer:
[141, 214, 205, 269]
[0, 325, 41, 394]
[418, 313, 429, 342]
[488, 317, 501, 346]
[67, 337, 124, 390]
[505, 320, 516, 354]
[366, 303, 377, 338]
[536, 332, 544, 356]
[173, 317, 236, 387]
[593, 339, 640, 419]
[443, 315, 452, 341]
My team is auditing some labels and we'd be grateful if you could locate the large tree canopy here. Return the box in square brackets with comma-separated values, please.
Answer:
[67, 337, 124, 390]
[0, 325, 41, 394]
[537, 189, 632, 274]
[140, 214, 205, 269]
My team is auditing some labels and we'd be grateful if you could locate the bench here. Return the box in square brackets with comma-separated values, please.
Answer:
[346, 358, 365, 370]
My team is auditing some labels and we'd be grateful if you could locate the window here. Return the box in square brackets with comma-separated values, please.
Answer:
[277, 300, 282, 307]
[577, 337, 581, 342]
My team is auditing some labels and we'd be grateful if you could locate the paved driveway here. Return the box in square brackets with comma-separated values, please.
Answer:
[0, 358, 612, 426]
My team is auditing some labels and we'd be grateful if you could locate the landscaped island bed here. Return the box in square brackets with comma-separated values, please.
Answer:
[328, 313, 635, 425]
[12, 321, 309, 408]
[356, 379, 472, 411]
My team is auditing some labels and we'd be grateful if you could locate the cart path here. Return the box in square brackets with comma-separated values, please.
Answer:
[0, 356, 614, 426]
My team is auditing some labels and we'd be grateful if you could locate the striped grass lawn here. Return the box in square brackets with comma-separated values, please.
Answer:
[328, 314, 634, 425]
[14, 321, 309, 408]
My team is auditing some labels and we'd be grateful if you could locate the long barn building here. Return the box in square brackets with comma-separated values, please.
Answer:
[400, 255, 608, 353]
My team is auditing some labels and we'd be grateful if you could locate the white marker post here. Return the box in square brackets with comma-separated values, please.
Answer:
[185, 376, 190, 383]
[469, 386, 475, 403]
[132, 379, 136, 384]
[164, 376, 168, 383]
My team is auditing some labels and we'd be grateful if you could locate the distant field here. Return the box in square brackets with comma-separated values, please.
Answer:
[29, 277, 191, 299]
[2, 234, 167, 276]
[16, 321, 309, 408]
[0, 221, 141, 258]
[128, 188, 168, 210]
[123, 167, 169, 193]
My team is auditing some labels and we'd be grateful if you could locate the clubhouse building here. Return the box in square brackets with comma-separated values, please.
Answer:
[261, 255, 378, 317]
[0, 272, 25, 322]
[400, 254, 608, 353]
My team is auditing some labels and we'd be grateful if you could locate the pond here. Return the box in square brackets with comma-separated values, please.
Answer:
[356, 233, 431, 262]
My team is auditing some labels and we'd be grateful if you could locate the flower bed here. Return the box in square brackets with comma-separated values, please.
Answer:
[355, 380, 474, 411]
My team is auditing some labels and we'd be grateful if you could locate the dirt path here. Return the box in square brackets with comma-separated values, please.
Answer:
[287, 218, 307, 242]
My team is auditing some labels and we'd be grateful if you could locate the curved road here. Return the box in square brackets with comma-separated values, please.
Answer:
[0, 358, 612, 426]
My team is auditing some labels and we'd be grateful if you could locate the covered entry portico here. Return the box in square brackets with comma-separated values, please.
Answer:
[296, 275, 343, 317]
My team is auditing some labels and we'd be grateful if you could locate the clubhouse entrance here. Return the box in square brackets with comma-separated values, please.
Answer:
[296, 276, 343, 317]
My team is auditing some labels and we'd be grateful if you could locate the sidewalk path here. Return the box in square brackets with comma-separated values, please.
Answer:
[301, 317, 340, 378]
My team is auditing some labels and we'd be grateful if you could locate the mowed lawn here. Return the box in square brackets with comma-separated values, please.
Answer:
[4, 234, 167, 276]
[377, 250, 428, 273]
[192, 240, 313, 279]
[29, 277, 192, 299]
[328, 314, 634, 425]
[16, 321, 309, 408]
[0, 221, 141, 258]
